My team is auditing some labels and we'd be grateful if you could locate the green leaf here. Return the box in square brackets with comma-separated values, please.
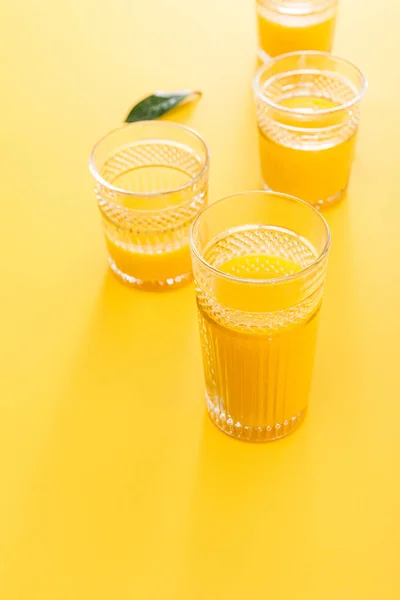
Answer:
[124, 90, 202, 123]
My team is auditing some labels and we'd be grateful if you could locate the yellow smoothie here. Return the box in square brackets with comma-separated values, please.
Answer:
[97, 157, 206, 288]
[257, 4, 336, 58]
[259, 96, 357, 207]
[197, 226, 321, 441]
[105, 234, 192, 284]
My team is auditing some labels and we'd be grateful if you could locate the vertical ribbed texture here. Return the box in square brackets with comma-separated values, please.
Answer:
[195, 225, 327, 442]
[200, 308, 318, 442]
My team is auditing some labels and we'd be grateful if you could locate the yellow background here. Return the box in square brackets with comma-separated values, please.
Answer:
[1, 0, 399, 598]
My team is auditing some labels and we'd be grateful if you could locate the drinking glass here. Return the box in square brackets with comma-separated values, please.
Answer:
[256, 0, 338, 61]
[254, 52, 367, 209]
[89, 121, 209, 290]
[190, 191, 330, 442]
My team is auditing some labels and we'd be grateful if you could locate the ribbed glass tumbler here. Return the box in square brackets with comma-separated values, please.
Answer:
[254, 52, 367, 209]
[190, 191, 330, 442]
[89, 121, 209, 290]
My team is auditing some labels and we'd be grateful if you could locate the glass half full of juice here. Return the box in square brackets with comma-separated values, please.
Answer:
[89, 121, 209, 290]
[190, 191, 330, 442]
[254, 52, 367, 209]
[256, 0, 338, 61]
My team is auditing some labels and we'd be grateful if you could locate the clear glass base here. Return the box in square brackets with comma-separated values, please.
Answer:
[262, 181, 346, 210]
[206, 394, 306, 442]
[109, 258, 192, 291]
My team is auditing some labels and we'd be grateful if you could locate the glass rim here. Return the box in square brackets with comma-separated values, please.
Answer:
[88, 120, 210, 199]
[190, 190, 331, 286]
[256, 0, 337, 14]
[253, 51, 368, 117]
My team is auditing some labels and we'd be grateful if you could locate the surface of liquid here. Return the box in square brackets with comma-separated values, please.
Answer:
[197, 226, 322, 441]
[257, 5, 336, 57]
[259, 95, 357, 206]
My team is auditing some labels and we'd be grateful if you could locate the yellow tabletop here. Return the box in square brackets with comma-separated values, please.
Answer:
[1, 1, 398, 598]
